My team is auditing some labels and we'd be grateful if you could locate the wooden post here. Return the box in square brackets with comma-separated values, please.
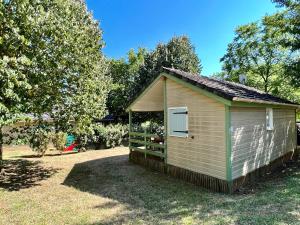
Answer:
[129, 110, 132, 154]
[163, 77, 168, 163]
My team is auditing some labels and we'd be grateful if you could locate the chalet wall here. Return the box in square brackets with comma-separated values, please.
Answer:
[231, 107, 296, 179]
[131, 77, 164, 112]
[166, 78, 227, 180]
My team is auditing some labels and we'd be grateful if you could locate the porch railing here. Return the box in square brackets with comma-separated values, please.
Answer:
[129, 131, 165, 159]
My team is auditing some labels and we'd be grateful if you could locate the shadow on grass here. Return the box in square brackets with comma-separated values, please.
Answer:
[0, 159, 59, 191]
[14, 152, 79, 159]
[63, 154, 300, 225]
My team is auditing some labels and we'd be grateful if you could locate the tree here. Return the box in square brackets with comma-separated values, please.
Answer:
[107, 48, 146, 121]
[0, 0, 109, 160]
[220, 15, 294, 95]
[107, 36, 202, 122]
[272, 0, 300, 86]
[137, 36, 202, 92]
[0, 0, 33, 162]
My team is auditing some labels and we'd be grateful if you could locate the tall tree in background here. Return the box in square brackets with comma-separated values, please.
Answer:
[272, 0, 300, 86]
[25, 0, 110, 137]
[137, 36, 202, 91]
[0, 0, 109, 162]
[108, 48, 146, 121]
[0, 0, 33, 162]
[220, 14, 299, 102]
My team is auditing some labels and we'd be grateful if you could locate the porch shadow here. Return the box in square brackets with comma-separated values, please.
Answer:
[0, 159, 59, 191]
[63, 153, 300, 225]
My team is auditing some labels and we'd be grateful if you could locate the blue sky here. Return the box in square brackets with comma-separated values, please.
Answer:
[86, 0, 279, 75]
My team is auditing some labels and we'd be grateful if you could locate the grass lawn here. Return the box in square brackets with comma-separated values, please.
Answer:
[0, 145, 299, 225]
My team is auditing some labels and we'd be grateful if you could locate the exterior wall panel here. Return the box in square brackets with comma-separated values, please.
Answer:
[166, 79, 227, 180]
[231, 107, 296, 179]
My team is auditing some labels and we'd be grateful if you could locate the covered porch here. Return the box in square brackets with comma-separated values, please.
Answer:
[128, 76, 167, 162]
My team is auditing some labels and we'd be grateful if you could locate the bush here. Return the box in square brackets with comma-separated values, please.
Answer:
[140, 120, 164, 136]
[105, 124, 128, 148]
[29, 127, 51, 156]
[52, 131, 67, 152]
[93, 123, 128, 148]
[2, 126, 30, 145]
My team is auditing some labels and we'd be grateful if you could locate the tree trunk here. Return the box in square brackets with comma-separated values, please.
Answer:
[264, 82, 268, 93]
[0, 127, 3, 172]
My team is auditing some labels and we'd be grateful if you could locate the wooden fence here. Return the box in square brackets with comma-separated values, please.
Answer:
[129, 131, 165, 159]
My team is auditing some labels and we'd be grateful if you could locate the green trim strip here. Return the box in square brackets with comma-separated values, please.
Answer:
[131, 146, 165, 158]
[129, 110, 132, 152]
[295, 109, 297, 149]
[231, 101, 299, 109]
[129, 132, 159, 138]
[225, 105, 233, 191]
[162, 73, 232, 106]
[129, 139, 165, 149]
[164, 77, 168, 163]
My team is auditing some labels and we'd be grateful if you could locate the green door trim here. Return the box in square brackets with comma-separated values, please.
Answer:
[164, 77, 168, 163]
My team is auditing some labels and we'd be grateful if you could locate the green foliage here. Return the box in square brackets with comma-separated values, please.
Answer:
[104, 124, 128, 148]
[2, 125, 30, 145]
[136, 36, 202, 94]
[0, 1, 32, 126]
[220, 13, 299, 103]
[107, 48, 146, 121]
[93, 123, 128, 148]
[52, 131, 67, 152]
[140, 120, 164, 136]
[0, 0, 110, 160]
[29, 127, 51, 156]
[107, 36, 202, 121]
[272, 0, 300, 86]
[22, 0, 110, 136]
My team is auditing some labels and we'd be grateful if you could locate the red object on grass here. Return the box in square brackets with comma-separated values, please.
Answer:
[64, 143, 78, 152]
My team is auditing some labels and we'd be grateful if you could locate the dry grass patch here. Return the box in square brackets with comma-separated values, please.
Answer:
[0, 145, 299, 225]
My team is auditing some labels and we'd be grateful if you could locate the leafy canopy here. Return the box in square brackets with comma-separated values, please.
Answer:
[107, 36, 202, 121]
[220, 13, 299, 103]
[0, 0, 110, 156]
[272, 0, 300, 86]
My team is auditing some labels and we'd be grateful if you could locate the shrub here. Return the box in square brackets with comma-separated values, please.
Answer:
[105, 124, 128, 148]
[140, 120, 164, 136]
[29, 127, 51, 156]
[2, 126, 31, 145]
[52, 131, 67, 152]
[92, 123, 128, 148]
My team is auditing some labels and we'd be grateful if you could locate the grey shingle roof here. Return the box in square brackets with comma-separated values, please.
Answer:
[163, 67, 298, 106]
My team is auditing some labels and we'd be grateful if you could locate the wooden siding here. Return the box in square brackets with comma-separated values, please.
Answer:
[166, 79, 227, 180]
[131, 77, 164, 111]
[231, 107, 296, 179]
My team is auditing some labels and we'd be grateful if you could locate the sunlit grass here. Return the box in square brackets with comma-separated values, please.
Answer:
[0, 145, 299, 225]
